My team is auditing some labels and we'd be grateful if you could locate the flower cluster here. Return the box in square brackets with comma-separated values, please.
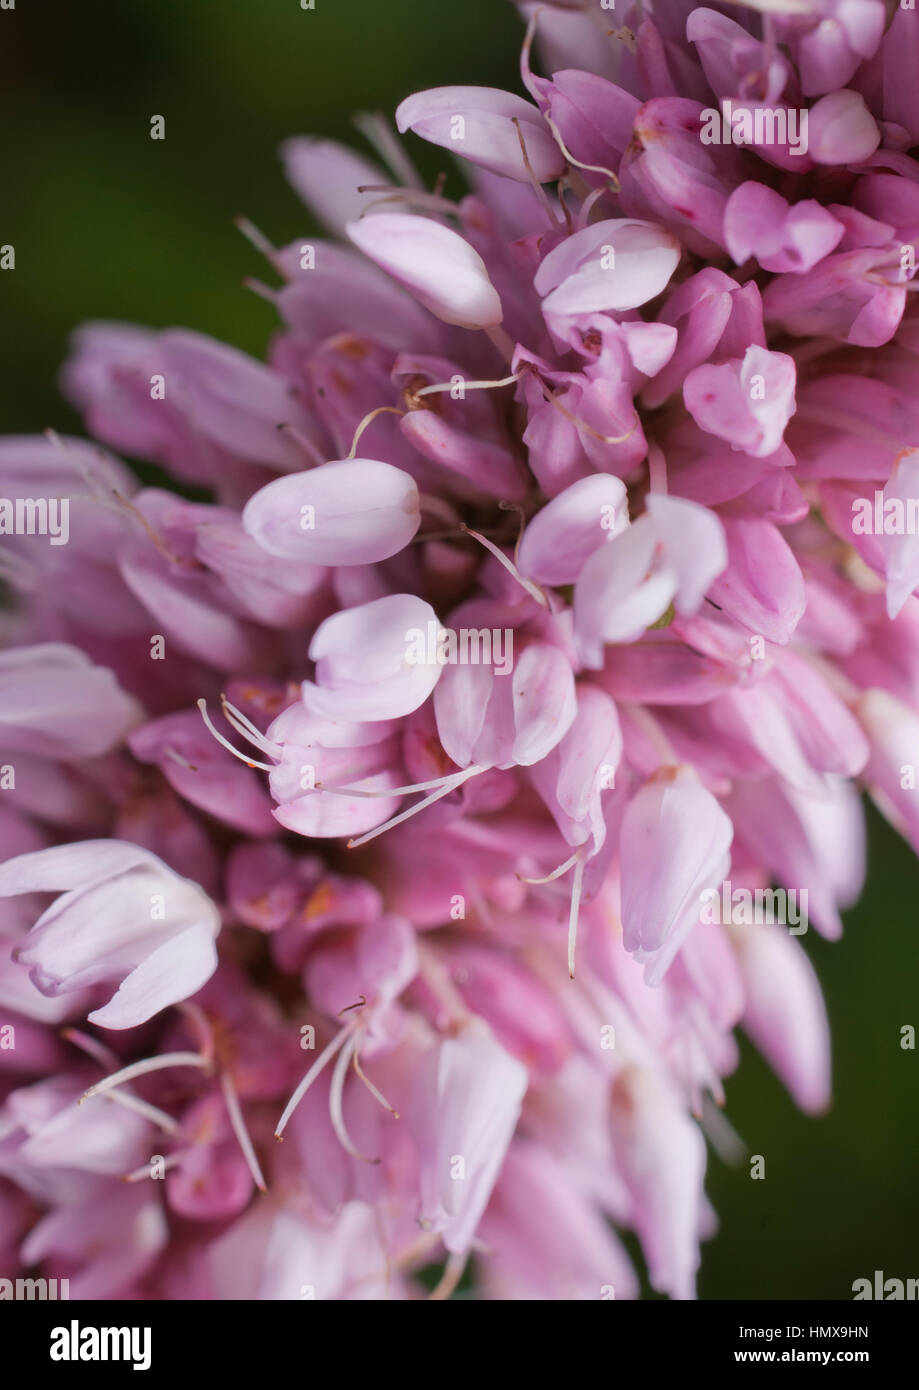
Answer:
[1, 0, 918, 1300]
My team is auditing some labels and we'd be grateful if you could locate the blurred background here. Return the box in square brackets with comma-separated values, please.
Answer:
[0, 0, 915, 1299]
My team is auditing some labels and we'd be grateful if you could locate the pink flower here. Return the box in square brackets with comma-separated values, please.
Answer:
[346, 213, 503, 329]
[0, 841, 220, 1028]
[1, 0, 916, 1303]
[411, 1020, 528, 1254]
[242, 458, 420, 565]
[397, 86, 565, 184]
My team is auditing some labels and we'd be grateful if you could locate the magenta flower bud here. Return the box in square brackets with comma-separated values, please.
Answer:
[620, 768, 733, 986]
[434, 641, 577, 771]
[765, 242, 907, 345]
[683, 344, 797, 458]
[0, 841, 220, 1029]
[396, 86, 565, 184]
[707, 516, 806, 644]
[242, 457, 420, 566]
[412, 1019, 528, 1254]
[724, 182, 844, 272]
[22, 1186, 167, 1300]
[733, 922, 831, 1115]
[275, 240, 441, 357]
[641, 272, 765, 410]
[303, 592, 444, 721]
[346, 213, 503, 329]
[0, 644, 142, 761]
[540, 70, 640, 182]
[687, 8, 792, 107]
[785, 0, 886, 98]
[807, 90, 880, 165]
[534, 218, 681, 317]
[868, 4, 919, 145]
[878, 449, 919, 618]
[574, 495, 728, 662]
[279, 137, 385, 237]
[479, 1144, 639, 1301]
[619, 98, 749, 256]
[167, 1100, 256, 1222]
[128, 710, 278, 837]
[857, 688, 919, 853]
[610, 1064, 707, 1300]
[517, 473, 628, 586]
[446, 943, 572, 1075]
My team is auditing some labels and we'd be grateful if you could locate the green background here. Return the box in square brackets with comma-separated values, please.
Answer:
[1, 0, 915, 1300]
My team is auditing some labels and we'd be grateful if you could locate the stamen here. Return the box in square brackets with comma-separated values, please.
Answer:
[353, 1049, 399, 1118]
[103, 1089, 180, 1136]
[355, 185, 460, 218]
[234, 216, 286, 275]
[63, 1029, 180, 1133]
[416, 492, 460, 528]
[460, 523, 550, 608]
[243, 277, 278, 305]
[196, 699, 276, 772]
[219, 694, 281, 758]
[221, 1070, 268, 1193]
[164, 746, 198, 773]
[429, 1250, 469, 1301]
[577, 181, 619, 230]
[81, 1051, 212, 1102]
[61, 1027, 118, 1070]
[275, 1020, 356, 1140]
[520, 848, 582, 885]
[700, 1093, 746, 1165]
[329, 1036, 379, 1163]
[568, 852, 587, 980]
[346, 765, 486, 849]
[347, 404, 405, 459]
[122, 1152, 186, 1184]
[276, 421, 324, 466]
[176, 1001, 216, 1061]
[546, 391, 640, 445]
[511, 116, 559, 227]
[43, 430, 115, 500]
[322, 768, 468, 798]
[353, 112, 425, 191]
[557, 179, 577, 233]
[414, 372, 521, 399]
[498, 499, 529, 567]
[544, 111, 620, 190]
[519, 6, 544, 103]
[484, 323, 518, 365]
[109, 488, 197, 569]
